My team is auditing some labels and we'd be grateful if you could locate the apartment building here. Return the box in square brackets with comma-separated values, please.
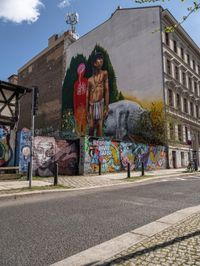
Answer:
[15, 6, 200, 169]
[162, 9, 200, 168]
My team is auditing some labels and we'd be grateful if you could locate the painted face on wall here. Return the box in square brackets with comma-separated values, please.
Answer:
[22, 146, 31, 160]
[94, 57, 103, 70]
[77, 63, 86, 78]
[34, 141, 54, 168]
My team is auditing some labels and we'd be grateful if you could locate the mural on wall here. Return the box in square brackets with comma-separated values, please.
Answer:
[33, 136, 56, 177]
[55, 139, 79, 175]
[0, 125, 13, 167]
[83, 137, 166, 174]
[18, 130, 31, 173]
[119, 142, 134, 170]
[31, 136, 79, 177]
[62, 44, 165, 144]
[84, 137, 121, 173]
[132, 143, 166, 170]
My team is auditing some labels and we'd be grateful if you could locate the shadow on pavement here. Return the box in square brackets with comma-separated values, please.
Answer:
[100, 229, 200, 265]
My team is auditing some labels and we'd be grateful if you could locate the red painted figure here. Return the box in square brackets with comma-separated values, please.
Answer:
[73, 63, 88, 135]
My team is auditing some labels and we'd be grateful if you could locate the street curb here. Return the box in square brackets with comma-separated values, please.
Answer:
[50, 205, 200, 266]
[0, 171, 199, 201]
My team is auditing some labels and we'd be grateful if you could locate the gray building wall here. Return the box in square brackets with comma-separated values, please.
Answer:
[65, 7, 164, 102]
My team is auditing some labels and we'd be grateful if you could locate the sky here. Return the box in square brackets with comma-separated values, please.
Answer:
[0, 0, 200, 81]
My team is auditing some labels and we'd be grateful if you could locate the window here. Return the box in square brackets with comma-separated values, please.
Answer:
[175, 66, 179, 81]
[187, 54, 190, 66]
[182, 71, 186, 86]
[194, 82, 198, 96]
[173, 40, 177, 53]
[190, 102, 194, 116]
[176, 94, 181, 110]
[181, 47, 184, 60]
[193, 60, 196, 71]
[165, 32, 169, 46]
[178, 124, 182, 141]
[184, 98, 188, 113]
[185, 126, 188, 141]
[198, 65, 200, 75]
[181, 152, 185, 167]
[167, 59, 171, 75]
[168, 89, 173, 107]
[188, 76, 192, 91]
[169, 123, 174, 139]
[196, 105, 199, 118]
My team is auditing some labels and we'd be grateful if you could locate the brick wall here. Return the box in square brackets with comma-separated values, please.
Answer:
[18, 40, 64, 132]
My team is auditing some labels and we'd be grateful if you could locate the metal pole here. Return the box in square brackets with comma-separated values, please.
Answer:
[29, 89, 35, 189]
[127, 162, 130, 178]
[141, 162, 144, 176]
[54, 163, 58, 186]
[27, 162, 30, 181]
[99, 161, 101, 175]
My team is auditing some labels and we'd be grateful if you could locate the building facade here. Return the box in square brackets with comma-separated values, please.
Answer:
[162, 9, 200, 168]
[15, 6, 200, 169]
[17, 31, 75, 134]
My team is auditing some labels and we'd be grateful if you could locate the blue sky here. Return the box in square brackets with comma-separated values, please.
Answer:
[0, 0, 200, 81]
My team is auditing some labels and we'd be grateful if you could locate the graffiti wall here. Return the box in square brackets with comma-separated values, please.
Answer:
[0, 125, 15, 167]
[17, 130, 31, 173]
[33, 136, 56, 177]
[62, 7, 165, 145]
[132, 144, 166, 171]
[31, 136, 79, 177]
[55, 139, 79, 175]
[83, 137, 166, 174]
[84, 137, 121, 174]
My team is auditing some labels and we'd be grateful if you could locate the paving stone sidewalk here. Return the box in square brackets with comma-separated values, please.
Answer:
[103, 213, 200, 266]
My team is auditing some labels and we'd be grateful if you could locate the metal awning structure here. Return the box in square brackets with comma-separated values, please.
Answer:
[0, 80, 32, 128]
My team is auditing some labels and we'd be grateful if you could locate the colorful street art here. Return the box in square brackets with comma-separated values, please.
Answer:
[132, 144, 166, 170]
[62, 42, 165, 144]
[32, 136, 79, 176]
[82, 137, 166, 174]
[17, 130, 31, 173]
[84, 137, 121, 173]
[119, 142, 134, 170]
[55, 139, 79, 175]
[0, 125, 13, 167]
[33, 136, 56, 177]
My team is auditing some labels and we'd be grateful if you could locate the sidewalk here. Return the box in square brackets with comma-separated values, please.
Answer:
[0, 168, 198, 195]
[51, 205, 200, 266]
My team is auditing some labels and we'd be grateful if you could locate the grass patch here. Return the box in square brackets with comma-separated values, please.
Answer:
[0, 184, 71, 195]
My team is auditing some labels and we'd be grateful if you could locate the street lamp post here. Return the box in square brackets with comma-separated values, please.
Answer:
[29, 86, 39, 189]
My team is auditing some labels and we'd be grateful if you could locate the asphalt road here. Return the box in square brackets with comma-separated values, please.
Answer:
[0, 174, 200, 266]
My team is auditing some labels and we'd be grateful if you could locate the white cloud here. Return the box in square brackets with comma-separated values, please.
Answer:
[0, 0, 44, 23]
[58, 0, 71, 8]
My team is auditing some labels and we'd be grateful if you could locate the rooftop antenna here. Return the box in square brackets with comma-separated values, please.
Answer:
[66, 12, 79, 39]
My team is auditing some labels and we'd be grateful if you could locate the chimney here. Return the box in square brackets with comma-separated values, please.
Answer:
[8, 74, 18, 85]
[48, 34, 58, 47]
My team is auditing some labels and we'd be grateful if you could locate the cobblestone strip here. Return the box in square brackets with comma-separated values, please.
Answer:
[57, 176, 123, 188]
[104, 213, 200, 266]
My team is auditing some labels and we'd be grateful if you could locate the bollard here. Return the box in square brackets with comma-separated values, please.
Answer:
[127, 162, 130, 178]
[54, 163, 58, 186]
[99, 161, 102, 175]
[141, 162, 144, 176]
[27, 162, 30, 181]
